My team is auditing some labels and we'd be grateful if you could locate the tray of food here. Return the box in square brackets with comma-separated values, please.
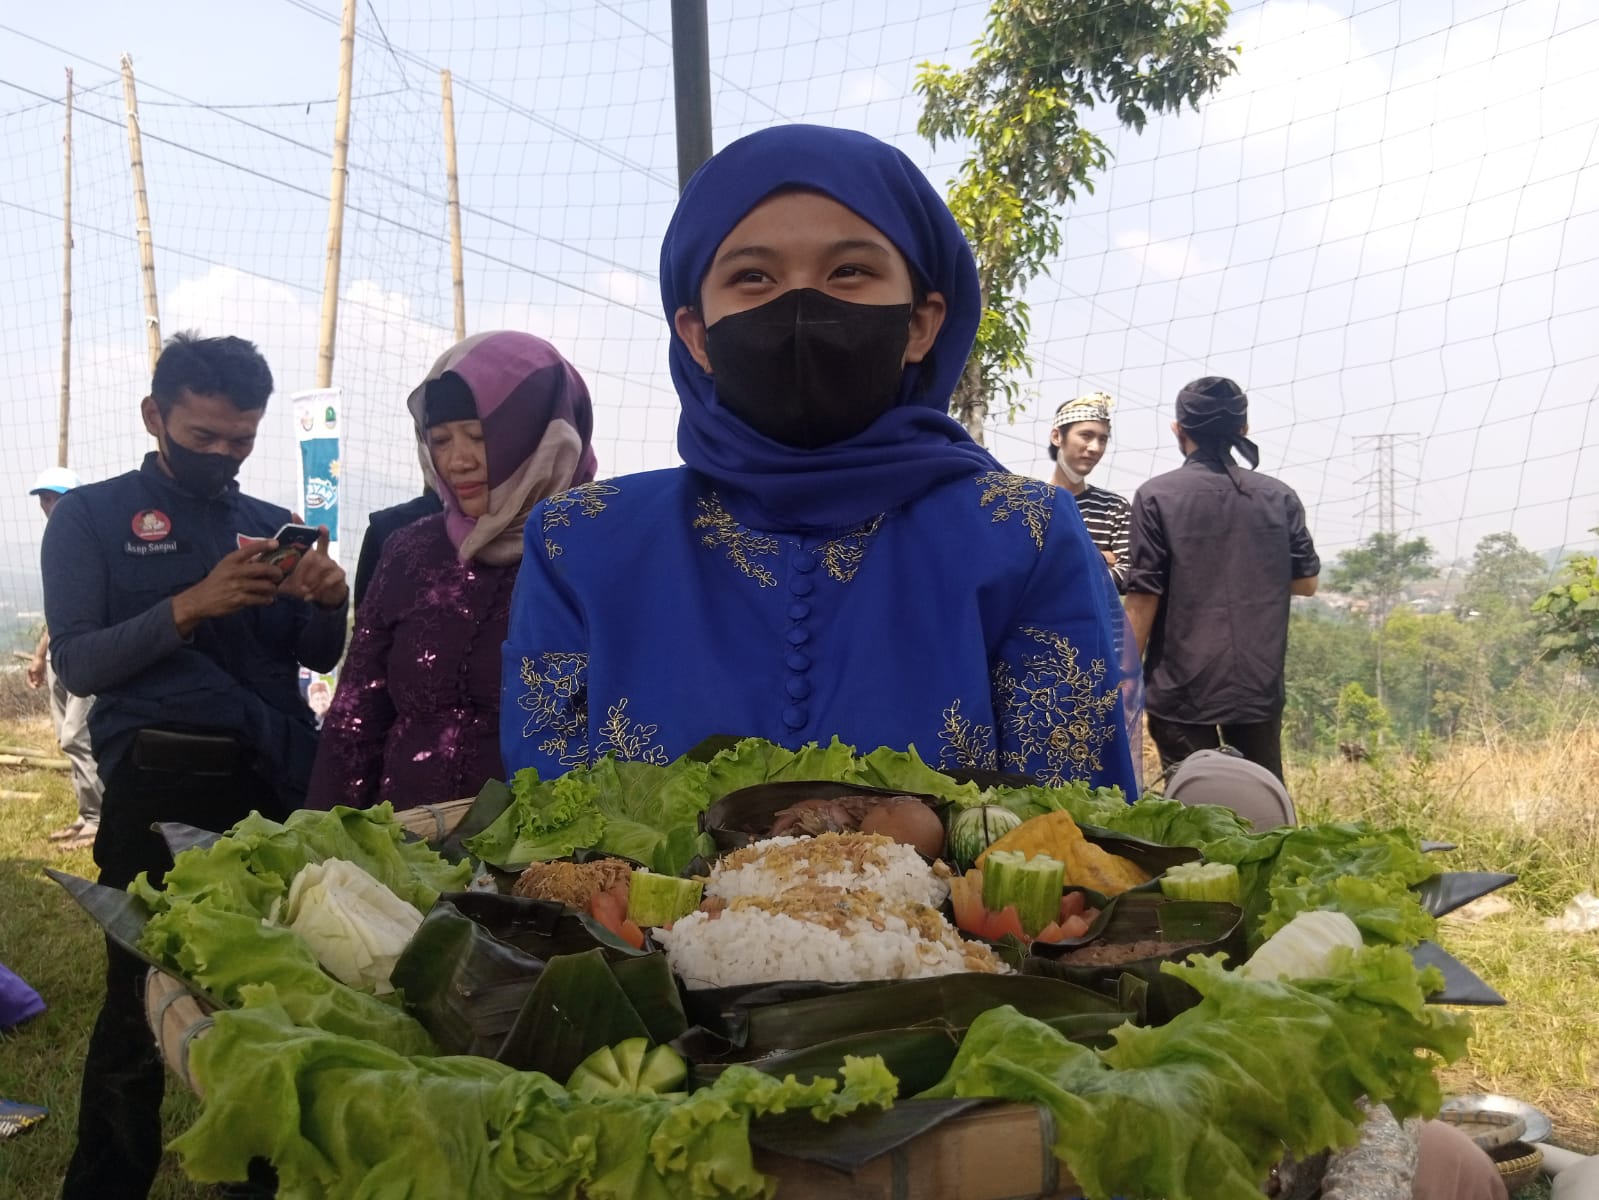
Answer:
[42, 736, 1508, 1199]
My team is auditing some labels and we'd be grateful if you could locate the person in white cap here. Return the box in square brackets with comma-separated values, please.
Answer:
[26, 466, 103, 850]
[1048, 391, 1131, 592]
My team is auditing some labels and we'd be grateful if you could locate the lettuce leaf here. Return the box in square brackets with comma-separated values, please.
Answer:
[465, 759, 715, 874]
[921, 948, 1468, 1200]
[174, 992, 895, 1200]
[703, 736, 861, 801]
[132, 804, 471, 919]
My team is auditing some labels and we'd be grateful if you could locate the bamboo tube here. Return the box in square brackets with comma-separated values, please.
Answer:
[58, 69, 74, 468]
[121, 55, 162, 373]
[315, 0, 357, 389]
[441, 69, 466, 342]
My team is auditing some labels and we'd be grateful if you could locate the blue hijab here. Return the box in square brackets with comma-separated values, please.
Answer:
[662, 124, 1002, 532]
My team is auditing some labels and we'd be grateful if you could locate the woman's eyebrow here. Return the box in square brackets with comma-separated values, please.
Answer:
[712, 238, 893, 270]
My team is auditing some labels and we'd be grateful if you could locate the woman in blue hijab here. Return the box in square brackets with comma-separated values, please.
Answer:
[501, 124, 1138, 793]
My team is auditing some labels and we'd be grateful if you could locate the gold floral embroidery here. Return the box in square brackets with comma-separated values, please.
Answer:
[693, 494, 780, 587]
[542, 481, 621, 558]
[595, 698, 669, 765]
[813, 515, 885, 583]
[937, 700, 997, 772]
[517, 652, 590, 768]
[993, 626, 1119, 783]
[976, 472, 1053, 551]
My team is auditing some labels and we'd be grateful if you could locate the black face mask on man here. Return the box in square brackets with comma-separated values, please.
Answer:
[703, 288, 913, 449]
[160, 428, 242, 498]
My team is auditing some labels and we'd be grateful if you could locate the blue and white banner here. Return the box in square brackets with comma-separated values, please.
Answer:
[291, 387, 342, 547]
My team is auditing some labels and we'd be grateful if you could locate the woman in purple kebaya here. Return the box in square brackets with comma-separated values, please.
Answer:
[307, 331, 595, 810]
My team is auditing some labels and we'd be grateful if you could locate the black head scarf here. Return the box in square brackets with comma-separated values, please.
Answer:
[1176, 376, 1260, 492]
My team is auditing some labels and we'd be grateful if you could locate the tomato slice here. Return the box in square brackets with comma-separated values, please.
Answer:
[1059, 891, 1087, 921]
[949, 870, 985, 935]
[980, 905, 1027, 943]
[588, 884, 645, 947]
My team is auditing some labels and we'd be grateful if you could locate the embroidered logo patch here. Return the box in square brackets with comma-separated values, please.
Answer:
[132, 510, 172, 541]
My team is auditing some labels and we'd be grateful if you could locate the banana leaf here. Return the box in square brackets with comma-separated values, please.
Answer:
[497, 949, 654, 1080]
[701, 781, 947, 855]
[1023, 894, 1245, 1023]
[434, 777, 515, 861]
[1075, 823, 1203, 885]
[682, 1004, 1133, 1097]
[390, 901, 537, 1058]
[1413, 871, 1517, 918]
[686, 972, 1126, 1056]
[43, 871, 224, 1005]
[750, 1098, 988, 1172]
[395, 896, 689, 1054]
[1411, 941, 1506, 1006]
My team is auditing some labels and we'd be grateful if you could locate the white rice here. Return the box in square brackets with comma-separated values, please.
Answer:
[706, 832, 949, 909]
[656, 892, 1007, 990]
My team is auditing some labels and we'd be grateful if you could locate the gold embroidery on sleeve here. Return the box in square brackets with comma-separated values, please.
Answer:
[516, 652, 591, 768]
[595, 698, 669, 765]
[976, 473, 1053, 551]
[992, 627, 1119, 783]
[937, 699, 997, 772]
[692, 494, 780, 587]
[542, 482, 621, 558]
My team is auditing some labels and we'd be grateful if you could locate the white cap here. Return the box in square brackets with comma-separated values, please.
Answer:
[29, 467, 83, 496]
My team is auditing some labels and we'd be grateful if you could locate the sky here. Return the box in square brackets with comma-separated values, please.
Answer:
[2, 0, 1597, 612]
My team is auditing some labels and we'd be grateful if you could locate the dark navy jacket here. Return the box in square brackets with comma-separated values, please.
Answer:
[41, 453, 348, 803]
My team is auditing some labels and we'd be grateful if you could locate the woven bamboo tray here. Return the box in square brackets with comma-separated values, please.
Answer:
[144, 798, 1085, 1198]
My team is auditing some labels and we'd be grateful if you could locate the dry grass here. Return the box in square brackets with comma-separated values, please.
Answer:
[1292, 722, 1599, 1156]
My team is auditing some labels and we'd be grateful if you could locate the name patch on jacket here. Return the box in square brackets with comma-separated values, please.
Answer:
[123, 538, 187, 556]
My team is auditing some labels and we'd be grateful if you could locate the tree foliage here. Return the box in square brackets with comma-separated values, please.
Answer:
[1327, 533, 1436, 619]
[917, 0, 1237, 440]
[1533, 531, 1599, 669]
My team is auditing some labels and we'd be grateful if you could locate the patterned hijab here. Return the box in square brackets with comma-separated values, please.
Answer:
[661, 124, 1001, 532]
[406, 331, 597, 566]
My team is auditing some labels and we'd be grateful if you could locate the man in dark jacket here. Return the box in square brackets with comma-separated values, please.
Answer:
[1124, 377, 1319, 781]
[46, 332, 349, 1199]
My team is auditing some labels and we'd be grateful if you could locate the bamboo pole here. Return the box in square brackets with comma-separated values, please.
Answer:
[441, 69, 466, 342]
[121, 55, 161, 374]
[315, 0, 357, 389]
[58, 69, 74, 468]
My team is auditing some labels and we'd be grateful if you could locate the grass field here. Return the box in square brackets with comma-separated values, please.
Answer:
[1, 701, 1594, 1198]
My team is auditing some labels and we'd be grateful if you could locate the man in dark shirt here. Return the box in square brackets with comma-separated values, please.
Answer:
[1047, 390, 1131, 593]
[1124, 377, 1319, 781]
[45, 332, 349, 1200]
[352, 488, 443, 609]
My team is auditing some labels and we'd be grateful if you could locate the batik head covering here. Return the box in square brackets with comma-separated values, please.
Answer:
[406, 331, 597, 566]
[1052, 391, 1113, 431]
[661, 123, 1001, 532]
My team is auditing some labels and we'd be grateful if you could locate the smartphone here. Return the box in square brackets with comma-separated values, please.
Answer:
[258, 523, 321, 575]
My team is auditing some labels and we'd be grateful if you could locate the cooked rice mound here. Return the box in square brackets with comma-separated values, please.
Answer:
[657, 887, 1005, 989]
[659, 834, 1000, 989]
[707, 832, 950, 908]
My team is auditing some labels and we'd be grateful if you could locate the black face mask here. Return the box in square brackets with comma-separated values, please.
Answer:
[703, 288, 914, 449]
[161, 431, 242, 498]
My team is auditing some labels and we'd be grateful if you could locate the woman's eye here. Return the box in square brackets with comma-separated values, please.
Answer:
[832, 264, 870, 279]
[731, 269, 769, 285]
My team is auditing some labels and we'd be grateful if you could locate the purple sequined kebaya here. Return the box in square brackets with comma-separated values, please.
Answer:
[306, 515, 512, 809]
[307, 330, 596, 811]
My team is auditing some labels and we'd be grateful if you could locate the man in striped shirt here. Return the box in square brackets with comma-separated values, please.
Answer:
[1048, 391, 1131, 593]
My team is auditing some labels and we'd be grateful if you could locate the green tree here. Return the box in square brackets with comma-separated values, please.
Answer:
[1283, 609, 1374, 752]
[1457, 531, 1549, 619]
[1532, 531, 1599, 669]
[917, 0, 1237, 439]
[1335, 681, 1391, 749]
[1327, 533, 1435, 706]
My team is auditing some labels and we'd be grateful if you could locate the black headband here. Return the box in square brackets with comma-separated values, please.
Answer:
[1176, 376, 1259, 470]
[422, 371, 478, 427]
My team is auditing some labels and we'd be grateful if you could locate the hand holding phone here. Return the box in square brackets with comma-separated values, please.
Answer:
[258, 523, 321, 576]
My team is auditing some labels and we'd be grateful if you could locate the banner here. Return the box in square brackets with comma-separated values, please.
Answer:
[290, 387, 343, 725]
[291, 387, 342, 547]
